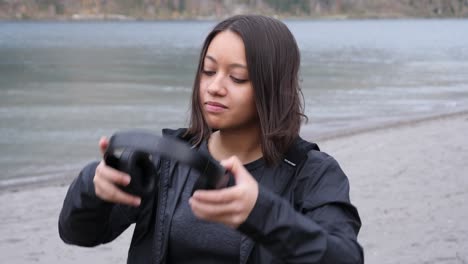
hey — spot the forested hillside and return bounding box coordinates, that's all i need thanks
[1,0,468,20]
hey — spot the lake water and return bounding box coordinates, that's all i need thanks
[1,19,468,186]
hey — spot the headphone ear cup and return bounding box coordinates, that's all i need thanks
[118,149,138,195]
[132,151,156,195]
[191,159,229,195]
[119,149,155,196]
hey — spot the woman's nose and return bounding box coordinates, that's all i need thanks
[207,74,227,96]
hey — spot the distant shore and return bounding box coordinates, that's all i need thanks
[2,0,467,21]
[2,15,468,22]
[1,109,467,263]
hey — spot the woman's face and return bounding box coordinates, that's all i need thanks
[199,30,257,131]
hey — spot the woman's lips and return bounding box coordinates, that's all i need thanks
[205,101,227,113]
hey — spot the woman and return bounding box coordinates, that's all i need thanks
[59,15,363,263]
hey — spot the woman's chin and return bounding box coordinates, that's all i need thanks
[204,117,225,130]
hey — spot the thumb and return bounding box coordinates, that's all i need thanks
[99,136,109,156]
[221,156,250,184]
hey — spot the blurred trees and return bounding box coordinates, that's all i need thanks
[1,0,467,19]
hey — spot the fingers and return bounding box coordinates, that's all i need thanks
[94,177,141,207]
[220,156,249,184]
[220,156,238,174]
[190,155,259,228]
[189,194,247,228]
[94,136,141,207]
[189,198,241,218]
[191,187,239,204]
[96,161,131,186]
[94,161,141,207]
[99,136,109,155]
[189,195,251,228]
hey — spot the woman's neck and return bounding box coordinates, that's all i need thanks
[208,127,263,164]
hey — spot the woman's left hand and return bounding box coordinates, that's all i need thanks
[189,156,259,228]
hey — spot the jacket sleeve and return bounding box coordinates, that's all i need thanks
[58,161,139,247]
[238,155,363,263]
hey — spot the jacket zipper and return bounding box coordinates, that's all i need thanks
[153,158,170,264]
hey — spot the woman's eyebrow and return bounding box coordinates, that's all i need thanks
[205,55,247,69]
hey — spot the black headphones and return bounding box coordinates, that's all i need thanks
[104,130,228,196]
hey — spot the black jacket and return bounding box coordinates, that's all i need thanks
[59,129,363,263]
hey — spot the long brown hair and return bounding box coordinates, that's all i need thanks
[186,15,306,166]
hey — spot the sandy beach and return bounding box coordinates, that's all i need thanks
[1,112,467,264]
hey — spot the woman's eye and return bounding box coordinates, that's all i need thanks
[202,69,215,76]
[231,76,248,84]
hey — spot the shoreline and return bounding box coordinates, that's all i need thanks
[2,108,468,193]
[1,17,468,22]
[311,109,468,142]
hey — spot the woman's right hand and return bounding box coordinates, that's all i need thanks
[93,137,141,207]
